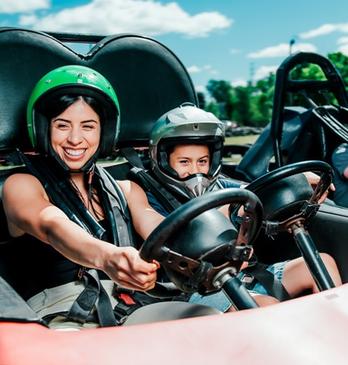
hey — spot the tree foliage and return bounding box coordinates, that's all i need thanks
[204,52,348,127]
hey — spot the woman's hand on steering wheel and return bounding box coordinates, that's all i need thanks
[102,246,159,291]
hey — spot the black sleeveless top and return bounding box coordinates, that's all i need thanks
[14,218,112,300]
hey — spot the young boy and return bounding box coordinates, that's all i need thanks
[145,103,342,311]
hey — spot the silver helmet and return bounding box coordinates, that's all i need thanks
[149,103,225,199]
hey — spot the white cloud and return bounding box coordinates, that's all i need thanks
[0,0,49,13]
[194,85,206,93]
[254,65,277,80]
[339,44,348,55]
[231,79,247,87]
[229,48,241,55]
[338,36,348,45]
[247,42,317,59]
[300,23,348,39]
[187,64,218,75]
[337,36,348,55]
[187,65,201,74]
[18,0,232,38]
[231,67,277,86]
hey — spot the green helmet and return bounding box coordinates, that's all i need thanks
[27,65,120,162]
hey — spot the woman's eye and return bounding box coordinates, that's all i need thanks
[56,123,69,129]
[83,124,95,130]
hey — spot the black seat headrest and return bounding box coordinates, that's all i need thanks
[88,34,198,146]
[0,28,197,153]
[0,28,82,153]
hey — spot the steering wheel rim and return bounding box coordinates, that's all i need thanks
[245,160,332,225]
[140,188,263,297]
[246,160,332,201]
[141,188,262,261]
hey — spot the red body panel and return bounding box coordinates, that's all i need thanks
[1,284,348,365]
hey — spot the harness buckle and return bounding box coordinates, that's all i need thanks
[118,293,136,305]
[77,267,86,280]
[240,273,255,285]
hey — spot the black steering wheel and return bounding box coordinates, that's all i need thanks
[245,160,332,223]
[139,188,263,298]
[245,160,335,291]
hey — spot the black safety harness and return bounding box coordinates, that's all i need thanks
[19,152,160,326]
[120,147,291,302]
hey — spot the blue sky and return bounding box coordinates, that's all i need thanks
[2,0,348,93]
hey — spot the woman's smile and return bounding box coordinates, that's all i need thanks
[63,148,87,159]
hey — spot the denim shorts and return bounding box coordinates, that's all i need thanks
[189,261,288,312]
[189,290,233,312]
[238,261,288,296]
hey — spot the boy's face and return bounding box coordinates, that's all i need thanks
[169,144,210,178]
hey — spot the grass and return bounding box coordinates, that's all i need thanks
[225,134,259,146]
[224,134,259,163]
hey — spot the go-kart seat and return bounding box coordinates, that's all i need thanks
[236,51,348,182]
[86,32,198,178]
[235,106,315,181]
[236,105,348,182]
[87,33,198,148]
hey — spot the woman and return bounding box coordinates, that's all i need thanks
[3,65,164,329]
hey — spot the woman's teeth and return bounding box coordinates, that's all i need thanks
[65,148,85,156]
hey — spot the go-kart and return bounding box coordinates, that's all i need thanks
[232,51,348,284]
[1,27,348,365]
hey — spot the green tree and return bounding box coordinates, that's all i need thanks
[249,92,272,126]
[231,86,251,125]
[205,101,220,117]
[204,51,348,127]
[251,73,275,126]
[197,91,206,109]
[206,80,233,119]
[328,52,348,86]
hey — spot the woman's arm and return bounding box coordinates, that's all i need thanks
[118,180,165,240]
[3,173,157,290]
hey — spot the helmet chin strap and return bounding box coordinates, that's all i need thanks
[47,143,99,174]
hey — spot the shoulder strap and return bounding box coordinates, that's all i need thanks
[96,166,135,247]
[120,147,145,169]
[119,147,182,213]
[130,167,182,213]
[20,153,104,238]
[67,269,117,326]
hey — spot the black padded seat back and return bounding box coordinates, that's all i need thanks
[0,29,197,152]
[236,104,348,182]
[285,108,327,163]
[88,34,197,146]
[0,166,27,244]
[236,107,307,181]
[0,167,27,293]
[0,28,83,153]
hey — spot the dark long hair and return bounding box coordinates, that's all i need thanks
[37,94,106,124]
